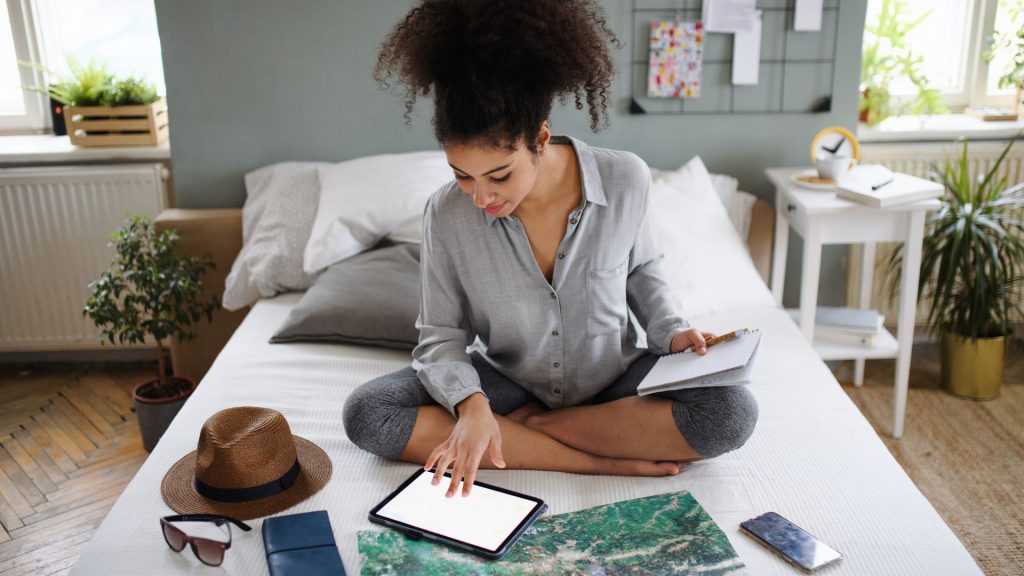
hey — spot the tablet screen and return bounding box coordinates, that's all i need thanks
[374,469,542,553]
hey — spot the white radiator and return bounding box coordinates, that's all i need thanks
[853,141,1024,324]
[861,140,1024,185]
[0,163,168,351]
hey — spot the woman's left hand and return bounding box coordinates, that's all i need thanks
[670,328,716,355]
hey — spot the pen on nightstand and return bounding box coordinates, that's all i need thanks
[871,177,895,191]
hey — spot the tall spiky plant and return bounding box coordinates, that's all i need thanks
[887,137,1024,341]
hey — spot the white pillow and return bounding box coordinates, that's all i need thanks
[303,151,452,274]
[649,156,776,318]
[222,162,329,311]
[708,172,738,202]
[656,167,753,239]
[724,190,759,240]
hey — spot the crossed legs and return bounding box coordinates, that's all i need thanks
[343,353,757,477]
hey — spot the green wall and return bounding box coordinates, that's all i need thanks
[154,0,868,306]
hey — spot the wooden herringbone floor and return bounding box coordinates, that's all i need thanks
[0,364,151,576]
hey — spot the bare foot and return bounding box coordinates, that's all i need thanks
[598,457,681,477]
[505,401,547,425]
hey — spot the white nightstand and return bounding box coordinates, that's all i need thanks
[766,168,940,438]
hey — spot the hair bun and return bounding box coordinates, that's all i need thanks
[376,0,619,151]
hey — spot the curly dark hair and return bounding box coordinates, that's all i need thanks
[374,0,620,153]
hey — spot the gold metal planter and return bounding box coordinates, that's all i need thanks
[941,332,1007,400]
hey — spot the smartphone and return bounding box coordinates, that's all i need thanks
[740,512,843,572]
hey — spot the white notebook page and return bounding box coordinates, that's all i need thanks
[637,329,762,393]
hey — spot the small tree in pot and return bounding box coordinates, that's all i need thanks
[84,215,219,450]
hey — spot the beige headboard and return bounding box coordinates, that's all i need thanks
[155,200,775,382]
[154,209,248,382]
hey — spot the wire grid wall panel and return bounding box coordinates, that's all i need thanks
[631,0,840,115]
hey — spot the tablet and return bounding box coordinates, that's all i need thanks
[368,468,547,560]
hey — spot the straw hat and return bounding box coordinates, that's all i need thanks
[161,407,332,520]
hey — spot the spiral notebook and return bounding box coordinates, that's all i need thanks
[637,329,762,395]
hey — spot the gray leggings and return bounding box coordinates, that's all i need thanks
[343,353,758,461]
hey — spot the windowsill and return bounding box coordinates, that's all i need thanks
[858,114,1024,144]
[0,134,171,166]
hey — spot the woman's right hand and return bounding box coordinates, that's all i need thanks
[424,392,506,498]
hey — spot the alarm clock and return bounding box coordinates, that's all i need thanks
[809,126,859,163]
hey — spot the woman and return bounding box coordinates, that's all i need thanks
[344,0,757,498]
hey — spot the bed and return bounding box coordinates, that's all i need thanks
[71,155,982,575]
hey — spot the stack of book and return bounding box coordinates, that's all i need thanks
[787,306,884,347]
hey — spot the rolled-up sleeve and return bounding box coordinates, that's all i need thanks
[626,174,689,355]
[411,196,486,416]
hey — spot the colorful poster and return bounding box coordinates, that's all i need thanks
[647,21,705,98]
[359,490,747,575]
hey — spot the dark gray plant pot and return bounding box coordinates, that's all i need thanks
[133,377,195,452]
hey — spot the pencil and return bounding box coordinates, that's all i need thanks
[704,329,750,349]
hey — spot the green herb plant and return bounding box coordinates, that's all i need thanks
[84,216,219,397]
[860,0,947,126]
[21,54,160,107]
[886,137,1024,341]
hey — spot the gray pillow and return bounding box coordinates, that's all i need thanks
[223,162,331,310]
[270,243,421,349]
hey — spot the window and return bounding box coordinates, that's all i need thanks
[864,0,1015,112]
[0,0,165,134]
[0,2,26,116]
[982,0,1022,101]
[884,0,974,100]
[0,0,46,132]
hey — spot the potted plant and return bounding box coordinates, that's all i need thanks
[983,0,1024,116]
[84,215,219,450]
[860,0,947,126]
[21,55,167,146]
[886,137,1024,399]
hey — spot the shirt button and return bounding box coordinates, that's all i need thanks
[554,388,561,394]
[569,218,578,225]
[552,330,559,336]
[550,292,556,299]
[553,362,560,368]
[557,253,565,259]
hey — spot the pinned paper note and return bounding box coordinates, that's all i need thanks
[647,21,704,98]
[795,0,823,31]
[702,0,756,33]
[732,9,762,85]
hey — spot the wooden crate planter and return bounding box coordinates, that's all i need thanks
[65,97,169,147]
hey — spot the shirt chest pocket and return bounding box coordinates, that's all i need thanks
[587,262,628,336]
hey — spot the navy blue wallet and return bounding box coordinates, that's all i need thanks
[262,510,346,576]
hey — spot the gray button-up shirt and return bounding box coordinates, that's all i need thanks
[412,135,689,416]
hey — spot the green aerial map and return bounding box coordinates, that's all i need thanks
[358,490,747,575]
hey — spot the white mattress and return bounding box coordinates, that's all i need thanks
[71,294,981,575]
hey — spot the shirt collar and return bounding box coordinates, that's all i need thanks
[485,134,608,226]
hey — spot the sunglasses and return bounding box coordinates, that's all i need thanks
[160,514,252,566]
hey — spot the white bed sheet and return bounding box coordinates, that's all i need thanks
[71,294,981,575]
